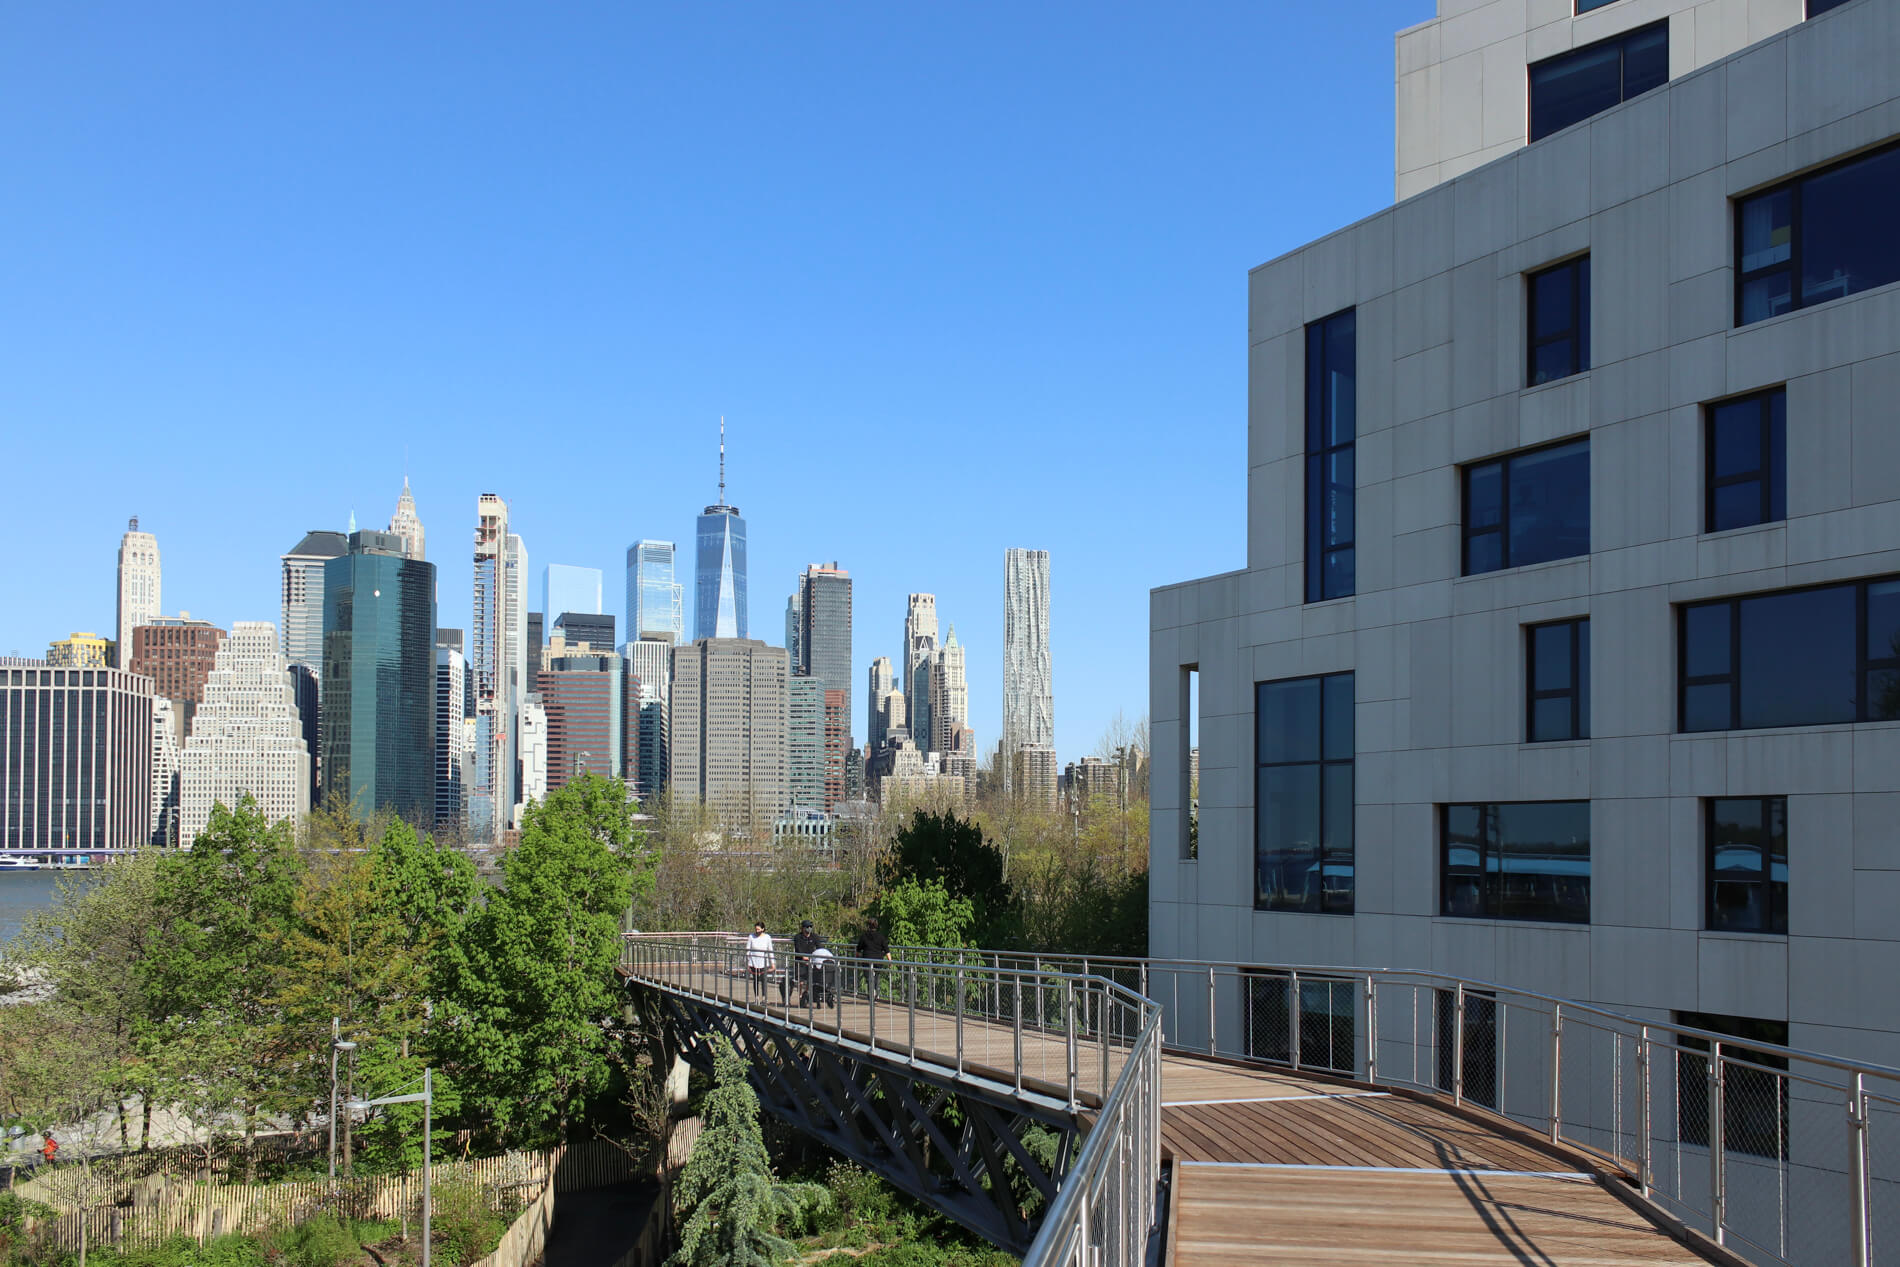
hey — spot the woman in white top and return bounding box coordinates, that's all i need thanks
[744,922,774,999]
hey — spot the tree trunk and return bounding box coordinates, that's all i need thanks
[117,1098,130,1153]
[139,1096,152,1152]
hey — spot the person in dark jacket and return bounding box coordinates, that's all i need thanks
[854,917,890,998]
[792,919,820,1005]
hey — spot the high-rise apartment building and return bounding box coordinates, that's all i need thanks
[695,420,748,641]
[625,634,672,800]
[539,636,622,792]
[471,495,527,841]
[1002,549,1052,795]
[1010,743,1058,812]
[516,697,547,824]
[282,530,350,679]
[1149,0,1900,1191]
[626,540,684,644]
[435,642,471,834]
[668,638,787,837]
[797,563,853,751]
[116,517,160,662]
[789,674,826,811]
[928,626,969,757]
[47,633,111,668]
[867,657,897,751]
[322,531,437,824]
[904,594,938,765]
[128,617,227,742]
[388,478,425,561]
[150,696,181,847]
[822,688,847,810]
[178,622,311,848]
[0,665,153,850]
[543,564,603,622]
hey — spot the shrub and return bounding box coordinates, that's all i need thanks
[282,1214,359,1267]
[823,1161,895,1233]
[431,1181,506,1267]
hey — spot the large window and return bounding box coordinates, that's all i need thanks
[1705,389,1786,532]
[1463,439,1591,575]
[1256,673,1353,914]
[1305,310,1356,603]
[1679,576,1900,731]
[1529,21,1668,142]
[1441,801,1590,924]
[1738,143,1900,325]
[1677,1012,1790,1160]
[1528,256,1591,386]
[1707,797,1788,935]
[1527,618,1590,742]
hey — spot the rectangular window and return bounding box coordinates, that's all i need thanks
[1529,21,1668,142]
[1676,1012,1790,1160]
[1807,0,1852,15]
[1576,0,1622,10]
[1462,439,1591,575]
[1679,575,1900,731]
[1705,388,1787,532]
[1527,256,1591,386]
[1305,309,1356,603]
[1255,672,1353,914]
[1245,971,1356,1075]
[1181,665,1199,861]
[1707,797,1788,935]
[1737,143,1900,325]
[1527,619,1590,742]
[1441,801,1590,924]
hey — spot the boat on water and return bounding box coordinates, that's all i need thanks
[0,856,44,872]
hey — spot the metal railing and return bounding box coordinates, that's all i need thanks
[619,934,1163,1267]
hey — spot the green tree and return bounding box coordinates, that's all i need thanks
[439,774,642,1146]
[870,878,974,950]
[669,1038,823,1267]
[878,811,1017,946]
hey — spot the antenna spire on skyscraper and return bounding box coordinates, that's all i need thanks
[718,415,726,505]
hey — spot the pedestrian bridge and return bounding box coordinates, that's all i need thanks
[620,937,1900,1266]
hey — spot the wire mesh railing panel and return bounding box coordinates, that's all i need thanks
[1867,1092,1900,1266]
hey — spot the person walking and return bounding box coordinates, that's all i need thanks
[744,922,773,1000]
[854,916,890,998]
[792,919,820,1005]
[39,1133,57,1169]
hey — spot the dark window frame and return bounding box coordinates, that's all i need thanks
[1305,309,1357,603]
[1440,801,1592,925]
[1461,436,1593,575]
[1527,618,1590,742]
[1703,387,1787,533]
[1677,574,1900,731]
[1735,140,1900,326]
[1255,671,1355,915]
[1527,255,1591,386]
[1528,20,1670,143]
[1575,0,1623,11]
[1705,796,1789,935]
[1676,1012,1790,1160]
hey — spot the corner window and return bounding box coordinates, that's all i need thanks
[1679,576,1900,731]
[1305,310,1356,603]
[1707,797,1788,935]
[1807,0,1852,15]
[1676,1013,1789,1160]
[1738,143,1900,325]
[1527,256,1591,386]
[1527,619,1590,742]
[1462,439,1591,575]
[1529,21,1668,142]
[1705,389,1786,532]
[1441,801,1590,924]
[1256,672,1353,914]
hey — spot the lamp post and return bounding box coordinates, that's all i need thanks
[345,1068,433,1266]
[328,1025,357,1182]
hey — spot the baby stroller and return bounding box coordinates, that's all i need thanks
[804,946,839,1007]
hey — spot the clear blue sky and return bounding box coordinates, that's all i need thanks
[0,2,1428,765]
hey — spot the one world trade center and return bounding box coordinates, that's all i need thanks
[695,417,747,641]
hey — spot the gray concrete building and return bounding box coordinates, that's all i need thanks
[1153,0,1900,1085]
[669,637,789,838]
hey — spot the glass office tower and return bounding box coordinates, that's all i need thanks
[626,540,684,643]
[695,505,747,641]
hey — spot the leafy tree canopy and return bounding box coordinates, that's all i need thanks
[877,810,1017,947]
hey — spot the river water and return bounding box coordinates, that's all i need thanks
[0,870,69,946]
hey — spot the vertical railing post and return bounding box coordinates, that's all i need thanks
[1066,978,1080,1110]
[1364,976,1378,1084]
[1850,1070,1871,1267]
[1636,1026,1652,1198]
[908,963,918,1065]
[1100,986,1112,1101]
[1013,972,1025,1096]
[1709,1041,1726,1245]
[1452,983,1466,1107]
[1206,966,1216,1056]
[955,967,965,1076]
[1290,971,1303,1072]
[868,961,878,1051]
[1548,1004,1564,1143]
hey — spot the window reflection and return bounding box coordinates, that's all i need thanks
[1464,440,1591,575]
[1707,796,1788,935]
[1257,672,1354,914]
[1440,801,1591,924]
[1738,143,1900,325]
[1306,310,1356,602]
[1529,22,1668,142]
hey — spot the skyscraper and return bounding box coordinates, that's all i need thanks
[471,495,526,841]
[788,674,825,811]
[388,478,425,561]
[128,617,227,742]
[543,564,603,621]
[797,563,853,750]
[47,633,111,668]
[116,517,160,663]
[867,657,896,751]
[626,541,684,643]
[178,622,312,847]
[0,665,153,851]
[322,530,437,824]
[282,530,350,677]
[435,641,471,834]
[539,635,622,791]
[552,612,615,649]
[668,637,787,837]
[784,591,801,668]
[625,634,672,800]
[694,419,748,640]
[929,625,969,756]
[150,696,181,848]
[516,697,547,824]
[904,594,938,761]
[1002,548,1053,796]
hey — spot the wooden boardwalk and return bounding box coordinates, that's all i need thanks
[623,960,1721,1265]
